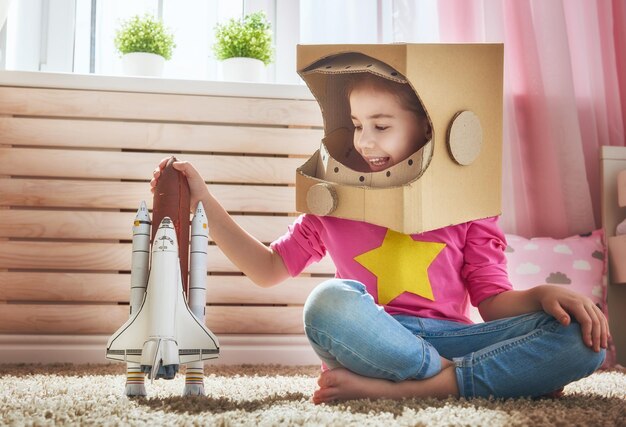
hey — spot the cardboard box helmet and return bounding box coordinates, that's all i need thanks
[296,44,504,234]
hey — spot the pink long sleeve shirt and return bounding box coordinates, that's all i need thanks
[271,215,513,323]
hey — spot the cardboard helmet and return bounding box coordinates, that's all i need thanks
[296,44,504,234]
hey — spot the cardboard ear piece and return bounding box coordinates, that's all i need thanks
[306,183,338,216]
[295,44,503,234]
[447,111,483,166]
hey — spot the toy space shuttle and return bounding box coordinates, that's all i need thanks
[106,157,219,397]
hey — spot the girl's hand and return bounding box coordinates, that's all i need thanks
[150,157,210,212]
[536,285,609,352]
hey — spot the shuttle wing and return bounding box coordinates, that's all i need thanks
[106,293,150,363]
[174,284,220,364]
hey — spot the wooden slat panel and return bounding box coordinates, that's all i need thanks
[0,272,323,304]
[206,276,320,305]
[0,148,302,184]
[0,304,305,334]
[0,272,129,303]
[207,306,304,334]
[0,210,141,240]
[0,84,327,338]
[0,210,295,243]
[0,117,321,156]
[0,241,128,271]
[0,242,337,274]
[0,179,295,212]
[0,87,323,127]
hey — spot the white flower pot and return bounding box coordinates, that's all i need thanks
[122,52,165,77]
[221,57,266,83]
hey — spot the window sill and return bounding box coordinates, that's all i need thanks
[0,70,313,100]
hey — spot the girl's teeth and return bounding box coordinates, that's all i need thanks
[369,157,389,166]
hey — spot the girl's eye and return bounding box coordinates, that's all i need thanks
[353,124,362,131]
[376,125,389,131]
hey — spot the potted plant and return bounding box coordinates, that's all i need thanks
[213,11,273,82]
[114,14,176,77]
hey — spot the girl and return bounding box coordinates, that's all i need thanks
[151,72,607,404]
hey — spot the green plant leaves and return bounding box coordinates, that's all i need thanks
[114,14,176,60]
[213,11,274,65]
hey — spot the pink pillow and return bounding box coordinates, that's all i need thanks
[469,229,616,368]
[505,230,606,305]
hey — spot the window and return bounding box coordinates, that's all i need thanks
[0,0,440,84]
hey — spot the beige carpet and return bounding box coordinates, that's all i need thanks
[1,364,624,426]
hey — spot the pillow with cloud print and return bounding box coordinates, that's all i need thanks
[505,230,606,306]
[469,229,616,367]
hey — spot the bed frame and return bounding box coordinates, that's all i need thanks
[601,146,626,365]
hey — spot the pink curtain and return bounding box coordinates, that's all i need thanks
[432,0,626,238]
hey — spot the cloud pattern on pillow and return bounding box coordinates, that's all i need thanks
[504,230,605,308]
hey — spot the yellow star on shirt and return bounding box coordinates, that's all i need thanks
[354,229,446,305]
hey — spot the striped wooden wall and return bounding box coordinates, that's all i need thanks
[0,84,332,335]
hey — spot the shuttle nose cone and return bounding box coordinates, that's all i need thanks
[133,200,151,231]
[192,202,207,226]
[138,200,149,217]
[153,217,178,252]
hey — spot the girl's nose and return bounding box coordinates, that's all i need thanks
[356,130,375,150]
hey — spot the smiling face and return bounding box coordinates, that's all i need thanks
[348,78,431,173]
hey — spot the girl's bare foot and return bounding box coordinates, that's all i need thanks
[312,368,395,404]
[312,364,459,404]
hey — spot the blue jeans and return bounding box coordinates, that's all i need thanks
[303,279,605,398]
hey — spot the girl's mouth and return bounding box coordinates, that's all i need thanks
[367,157,390,168]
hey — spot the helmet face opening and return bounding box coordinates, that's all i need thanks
[301,52,434,188]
